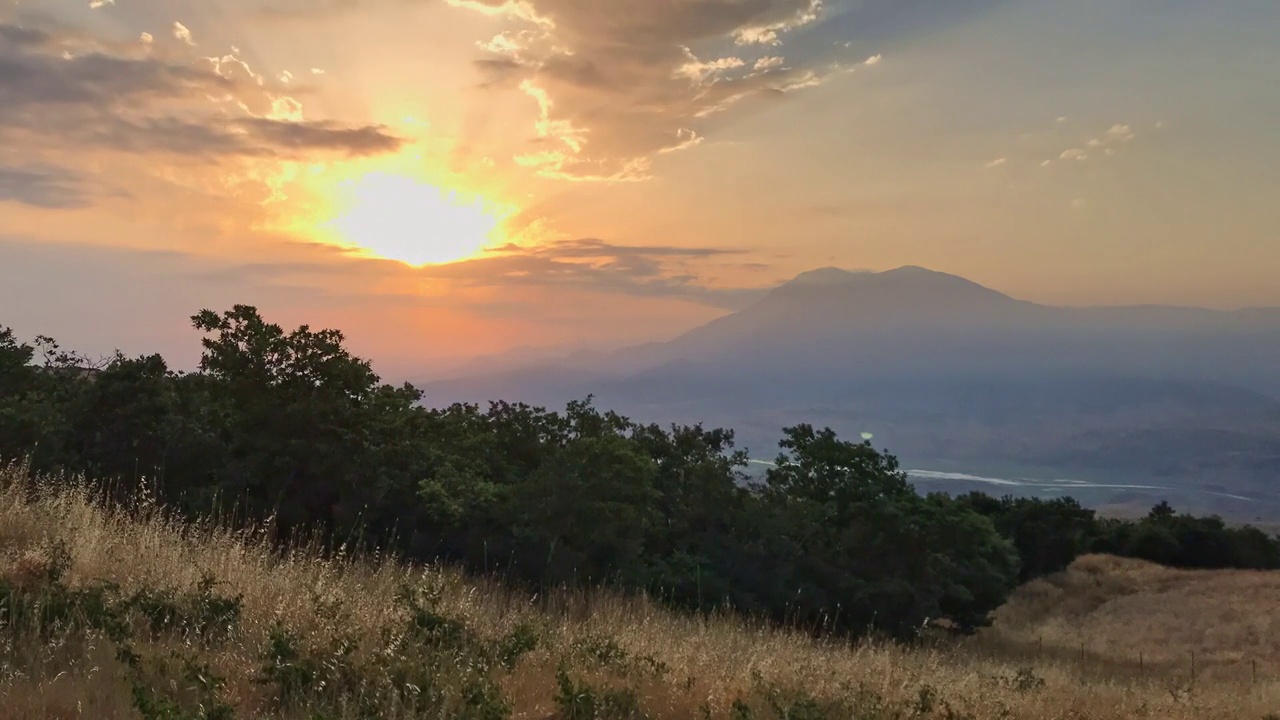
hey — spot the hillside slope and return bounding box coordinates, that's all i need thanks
[982,554,1280,681]
[2,466,1279,719]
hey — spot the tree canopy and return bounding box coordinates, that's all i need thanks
[3,306,1276,642]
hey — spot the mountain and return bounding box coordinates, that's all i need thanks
[423,267,1280,517]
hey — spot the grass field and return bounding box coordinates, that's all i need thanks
[3,463,1280,719]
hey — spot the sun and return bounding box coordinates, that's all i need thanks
[325,172,508,266]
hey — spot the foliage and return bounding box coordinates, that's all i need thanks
[0,548,241,719]
[756,426,1019,638]
[4,468,1279,720]
[554,669,646,720]
[3,306,1275,647]
[958,494,1280,581]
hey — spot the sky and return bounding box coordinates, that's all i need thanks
[2,0,1278,378]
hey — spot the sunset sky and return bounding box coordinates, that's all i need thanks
[2,0,1278,377]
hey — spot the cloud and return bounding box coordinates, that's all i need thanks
[864,53,882,65]
[1054,123,1136,164]
[1106,123,1135,141]
[89,0,115,8]
[0,164,91,208]
[984,157,1007,169]
[452,0,850,181]
[0,43,231,112]
[415,238,766,310]
[733,0,823,46]
[51,116,403,159]
[677,52,747,82]
[0,22,402,159]
[234,118,403,156]
[658,128,704,155]
[172,21,195,46]
[0,22,52,47]
[506,238,740,260]
[166,235,768,316]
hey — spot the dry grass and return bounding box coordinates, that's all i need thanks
[3,464,1280,719]
[977,553,1280,683]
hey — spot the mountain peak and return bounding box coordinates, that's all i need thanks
[786,265,967,287]
[761,264,1019,323]
[880,265,941,277]
[874,265,1003,293]
[781,265,1004,297]
[785,267,869,287]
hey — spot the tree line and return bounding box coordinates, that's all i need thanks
[2,306,1277,640]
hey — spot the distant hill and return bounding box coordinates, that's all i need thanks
[423,266,1280,516]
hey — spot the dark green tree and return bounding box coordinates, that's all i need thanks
[761,425,1019,638]
[189,305,426,539]
[957,494,1099,581]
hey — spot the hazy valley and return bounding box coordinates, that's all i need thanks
[425,266,1280,519]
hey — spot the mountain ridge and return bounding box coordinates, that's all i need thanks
[419,264,1280,514]
[424,266,1280,383]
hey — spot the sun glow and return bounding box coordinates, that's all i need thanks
[325,172,510,266]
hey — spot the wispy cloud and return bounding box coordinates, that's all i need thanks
[414,239,766,310]
[1045,122,1138,166]
[452,0,851,181]
[733,0,823,46]
[0,164,92,208]
[0,21,402,159]
[182,237,768,312]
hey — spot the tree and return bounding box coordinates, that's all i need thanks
[957,494,1100,581]
[0,327,37,395]
[761,425,1019,638]
[188,305,426,539]
[504,400,660,586]
[0,327,43,455]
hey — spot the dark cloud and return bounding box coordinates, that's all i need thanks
[235,118,403,156]
[0,21,401,159]
[500,238,741,259]
[0,46,231,111]
[0,22,51,46]
[454,0,854,180]
[459,0,822,44]
[0,164,91,208]
[419,238,766,310]
[183,237,765,310]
